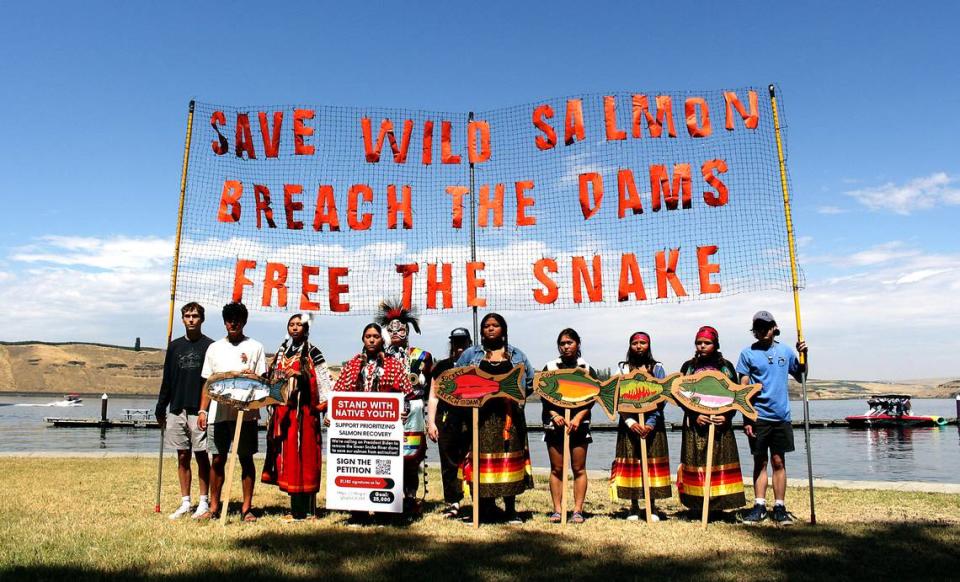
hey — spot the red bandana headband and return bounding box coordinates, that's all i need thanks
[695,326,719,343]
[630,332,651,343]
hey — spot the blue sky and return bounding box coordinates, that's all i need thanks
[1,1,958,380]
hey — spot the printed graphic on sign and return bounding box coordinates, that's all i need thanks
[325,392,404,513]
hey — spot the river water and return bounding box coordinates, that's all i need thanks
[1,395,958,484]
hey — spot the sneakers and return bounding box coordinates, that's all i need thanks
[740,503,768,524]
[168,502,192,520]
[771,504,795,526]
[191,503,210,519]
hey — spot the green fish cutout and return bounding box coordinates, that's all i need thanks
[670,370,762,420]
[616,370,680,414]
[533,368,618,421]
[435,365,527,408]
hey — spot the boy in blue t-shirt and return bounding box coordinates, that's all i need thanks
[736,310,808,525]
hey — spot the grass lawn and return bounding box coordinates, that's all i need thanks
[1,457,958,581]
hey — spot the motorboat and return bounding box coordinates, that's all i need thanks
[845,394,946,428]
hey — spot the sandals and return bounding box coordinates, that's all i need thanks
[571,511,585,524]
[548,512,562,523]
[242,510,258,523]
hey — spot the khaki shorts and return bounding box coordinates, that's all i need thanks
[164,410,207,452]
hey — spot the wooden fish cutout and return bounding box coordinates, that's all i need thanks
[670,370,762,420]
[615,370,680,414]
[205,372,287,411]
[435,365,527,408]
[533,368,618,421]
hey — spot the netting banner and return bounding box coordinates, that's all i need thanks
[176,87,801,315]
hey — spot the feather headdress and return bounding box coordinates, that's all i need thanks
[375,298,421,334]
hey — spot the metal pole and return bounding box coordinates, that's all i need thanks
[769,84,816,525]
[157,99,196,514]
[468,112,479,340]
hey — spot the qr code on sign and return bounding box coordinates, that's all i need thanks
[375,459,391,476]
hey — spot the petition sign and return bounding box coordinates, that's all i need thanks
[325,392,404,513]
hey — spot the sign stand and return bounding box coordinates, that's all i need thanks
[638,412,653,524]
[219,410,245,526]
[472,407,480,529]
[560,409,571,526]
[701,421,716,530]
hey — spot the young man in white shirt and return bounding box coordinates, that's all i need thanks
[196,302,266,521]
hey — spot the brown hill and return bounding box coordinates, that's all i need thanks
[0,342,344,396]
[0,342,165,395]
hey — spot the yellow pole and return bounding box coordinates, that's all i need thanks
[769,84,816,525]
[165,100,196,344]
[156,100,196,515]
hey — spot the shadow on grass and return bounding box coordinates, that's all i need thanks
[738,521,960,580]
[4,521,959,581]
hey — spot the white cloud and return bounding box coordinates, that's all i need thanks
[846,172,960,215]
[816,206,847,215]
[11,235,171,271]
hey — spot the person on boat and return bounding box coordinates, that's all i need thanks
[542,328,596,524]
[196,302,267,522]
[610,331,671,521]
[261,314,333,521]
[154,302,213,520]
[455,313,535,524]
[426,327,473,519]
[676,326,747,520]
[377,300,433,515]
[737,310,808,526]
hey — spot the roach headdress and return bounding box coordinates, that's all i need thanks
[375,298,421,334]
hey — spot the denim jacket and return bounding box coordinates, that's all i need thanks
[455,344,535,395]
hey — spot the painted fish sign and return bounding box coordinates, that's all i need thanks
[533,368,618,420]
[670,370,762,420]
[205,372,287,410]
[615,371,680,414]
[434,365,527,408]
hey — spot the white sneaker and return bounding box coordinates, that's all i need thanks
[626,513,640,521]
[168,503,192,520]
[191,503,210,519]
[647,512,661,522]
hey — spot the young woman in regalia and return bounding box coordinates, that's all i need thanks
[541,328,595,524]
[333,323,411,396]
[610,331,672,521]
[676,326,747,518]
[455,313,535,524]
[261,314,334,520]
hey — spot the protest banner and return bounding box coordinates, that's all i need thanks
[325,392,405,513]
[170,87,802,316]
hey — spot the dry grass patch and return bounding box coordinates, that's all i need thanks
[1,458,958,581]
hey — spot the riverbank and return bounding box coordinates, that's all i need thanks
[1,458,958,581]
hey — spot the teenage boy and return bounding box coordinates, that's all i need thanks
[155,302,214,519]
[196,302,266,521]
[737,310,808,525]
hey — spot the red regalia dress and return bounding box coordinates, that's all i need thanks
[261,343,330,494]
